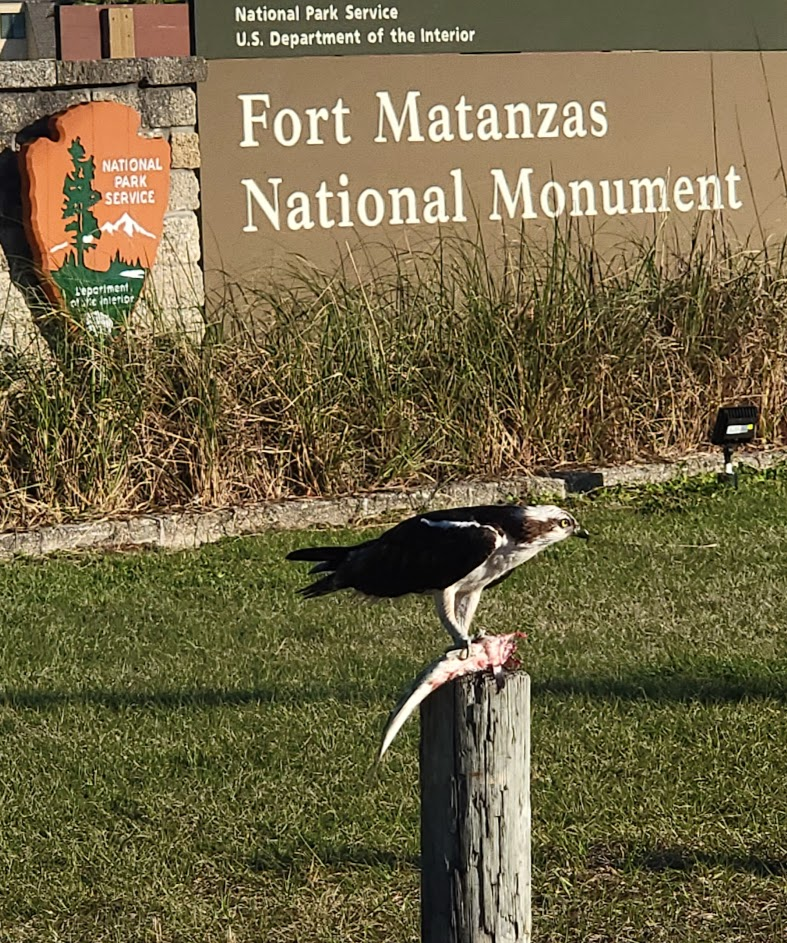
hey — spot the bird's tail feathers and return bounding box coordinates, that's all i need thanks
[297,574,342,598]
[286,545,348,565]
[286,545,352,574]
[288,545,352,597]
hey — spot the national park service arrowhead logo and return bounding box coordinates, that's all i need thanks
[20,101,170,334]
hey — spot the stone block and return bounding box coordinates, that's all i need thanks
[158,212,201,265]
[136,260,205,340]
[58,60,140,88]
[56,57,207,89]
[0,89,91,134]
[142,57,208,86]
[142,86,196,128]
[141,128,171,142]
[0,96,18,134]
[0,272,46,357]
[91,86,143,112]
[131,211,205,338]
[161,261,204,306]
[169,130,200,169]
[150,258,205,308]
[167,169,200,212]
[0,60,57,90]
[133,292,205,341]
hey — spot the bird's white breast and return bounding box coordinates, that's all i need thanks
[453,533,541,592]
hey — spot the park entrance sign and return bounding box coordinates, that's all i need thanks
[194,1,787,304]
[21,102,170,334]
[194,0,787,58]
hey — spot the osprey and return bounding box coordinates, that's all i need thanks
[286,504,589,648]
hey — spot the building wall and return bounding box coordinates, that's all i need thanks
[0,56,206,354]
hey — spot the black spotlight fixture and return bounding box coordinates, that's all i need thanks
[711,404,759,484]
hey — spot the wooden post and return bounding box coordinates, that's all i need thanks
[420,672,531,943]
[101,7,136,59]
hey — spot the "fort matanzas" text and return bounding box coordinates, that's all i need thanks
[236,90,744,232]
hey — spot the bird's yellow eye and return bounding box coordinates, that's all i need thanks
[559,517,571,528]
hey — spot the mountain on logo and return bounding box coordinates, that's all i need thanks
[97,211,159,269]
[49,214,156,254]
[101,212,155,239]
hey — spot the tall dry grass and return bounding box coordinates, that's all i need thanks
[1,231,786,530]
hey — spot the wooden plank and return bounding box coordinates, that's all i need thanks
[420,672,531,943]
[102,7,135,60]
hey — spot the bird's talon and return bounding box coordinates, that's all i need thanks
[446,640,473,659]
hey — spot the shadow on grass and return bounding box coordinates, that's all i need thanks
[0,679,400,712]
[589,843,787,877]
[2,666,786,713]
[253,839,787,879]
[532,671,787,704]
[250,844,419,873]
[636,847,787,877]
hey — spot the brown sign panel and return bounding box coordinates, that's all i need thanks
[21,101,170,333]
[198,51,787,299]
[195,0,787,59]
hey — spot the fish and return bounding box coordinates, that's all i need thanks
[378,632,525,761]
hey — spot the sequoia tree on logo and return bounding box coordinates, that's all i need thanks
[62,137,102,269]
[20,101,170,335]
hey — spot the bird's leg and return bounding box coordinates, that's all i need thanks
[433,589,472,655]
[455,591,484,641]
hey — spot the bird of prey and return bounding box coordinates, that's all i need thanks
[286,503,589,649]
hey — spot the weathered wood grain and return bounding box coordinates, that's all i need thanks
[103,8,136,59]
[420,672,531,943]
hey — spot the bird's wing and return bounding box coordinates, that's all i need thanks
[343,517,501,597]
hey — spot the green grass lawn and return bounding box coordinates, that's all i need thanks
[2,470,787,942]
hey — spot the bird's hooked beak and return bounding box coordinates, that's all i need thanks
[574,525,590,541]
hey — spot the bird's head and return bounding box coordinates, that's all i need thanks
[523,505,589,548]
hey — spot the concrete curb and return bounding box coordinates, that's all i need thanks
[1,448,785,562]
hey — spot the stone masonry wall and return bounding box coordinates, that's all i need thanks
[0,57,206,351]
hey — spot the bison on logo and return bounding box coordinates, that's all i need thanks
[20,101,170,334]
